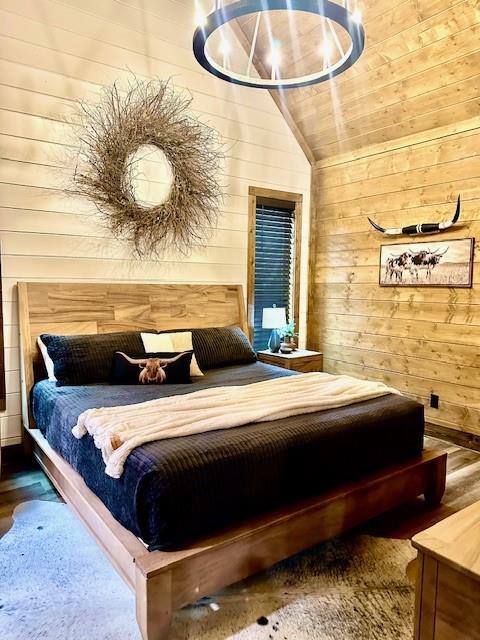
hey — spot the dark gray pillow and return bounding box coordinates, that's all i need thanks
[191,326,256,370]
[41,331,146,386]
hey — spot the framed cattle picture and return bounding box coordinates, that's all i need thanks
[379,238,474,288]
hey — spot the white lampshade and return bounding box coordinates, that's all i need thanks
[262,306,287,329]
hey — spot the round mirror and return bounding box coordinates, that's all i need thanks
[128,144,174,208]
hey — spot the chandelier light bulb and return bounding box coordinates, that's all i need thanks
[352,9,362,23]
[194,9,207,27]
[267,45,281,68]
[219,38,231,56]
[321,38,332,57]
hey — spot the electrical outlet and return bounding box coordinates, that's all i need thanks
[430,393,439,409]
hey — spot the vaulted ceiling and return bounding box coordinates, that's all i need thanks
[229,0,480,164]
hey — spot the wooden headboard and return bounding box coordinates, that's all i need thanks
[18,282,247,426]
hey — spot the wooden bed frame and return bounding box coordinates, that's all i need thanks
[18,282,447,640]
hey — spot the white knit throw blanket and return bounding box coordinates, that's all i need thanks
[72,372,400,478]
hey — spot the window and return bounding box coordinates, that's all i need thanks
[247,187,302,351]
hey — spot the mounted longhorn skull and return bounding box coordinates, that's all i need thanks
[118,351,188,384]
[368,195,461,235]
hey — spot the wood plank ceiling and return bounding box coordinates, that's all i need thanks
[230,0,480,163]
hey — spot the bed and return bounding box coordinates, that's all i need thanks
[18,282,447,640]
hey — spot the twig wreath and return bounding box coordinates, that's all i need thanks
[72,78,224,257]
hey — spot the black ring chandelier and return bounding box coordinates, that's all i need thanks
[193,0,365,90]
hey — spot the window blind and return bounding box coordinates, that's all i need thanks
[253,203,295,351]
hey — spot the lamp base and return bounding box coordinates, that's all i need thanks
[268,329,281,353]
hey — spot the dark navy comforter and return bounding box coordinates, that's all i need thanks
[32,362,424,549]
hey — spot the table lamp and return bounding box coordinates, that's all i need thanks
[262,305,287,353]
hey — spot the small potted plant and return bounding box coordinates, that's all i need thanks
[278,321,297,353]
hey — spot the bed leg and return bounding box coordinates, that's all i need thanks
[424,452,447,507]
[135,567,172,640]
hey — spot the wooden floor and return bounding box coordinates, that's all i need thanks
[1,437,480,541]
[0,446,62,537]
[361,436,480,539]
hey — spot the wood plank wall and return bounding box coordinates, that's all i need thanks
[0,0,312,446]
[309,0,480,441]
[310,127,480,434]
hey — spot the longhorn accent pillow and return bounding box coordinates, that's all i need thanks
[110,351,193,385]
[141,332,204,377]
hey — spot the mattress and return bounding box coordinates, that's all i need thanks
[32,362,424,550]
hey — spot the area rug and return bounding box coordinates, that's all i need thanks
[0,501,416,640]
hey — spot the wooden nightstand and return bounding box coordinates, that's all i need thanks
[257,349,323,373]
[412,500,480,640]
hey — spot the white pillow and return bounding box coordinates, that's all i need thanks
[141,331,204,377]
[37,336,57,382]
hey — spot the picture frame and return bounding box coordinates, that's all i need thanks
[379,238,474,288]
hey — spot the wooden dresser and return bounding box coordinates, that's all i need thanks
[257,349,323,373]
[412,500,480,640]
